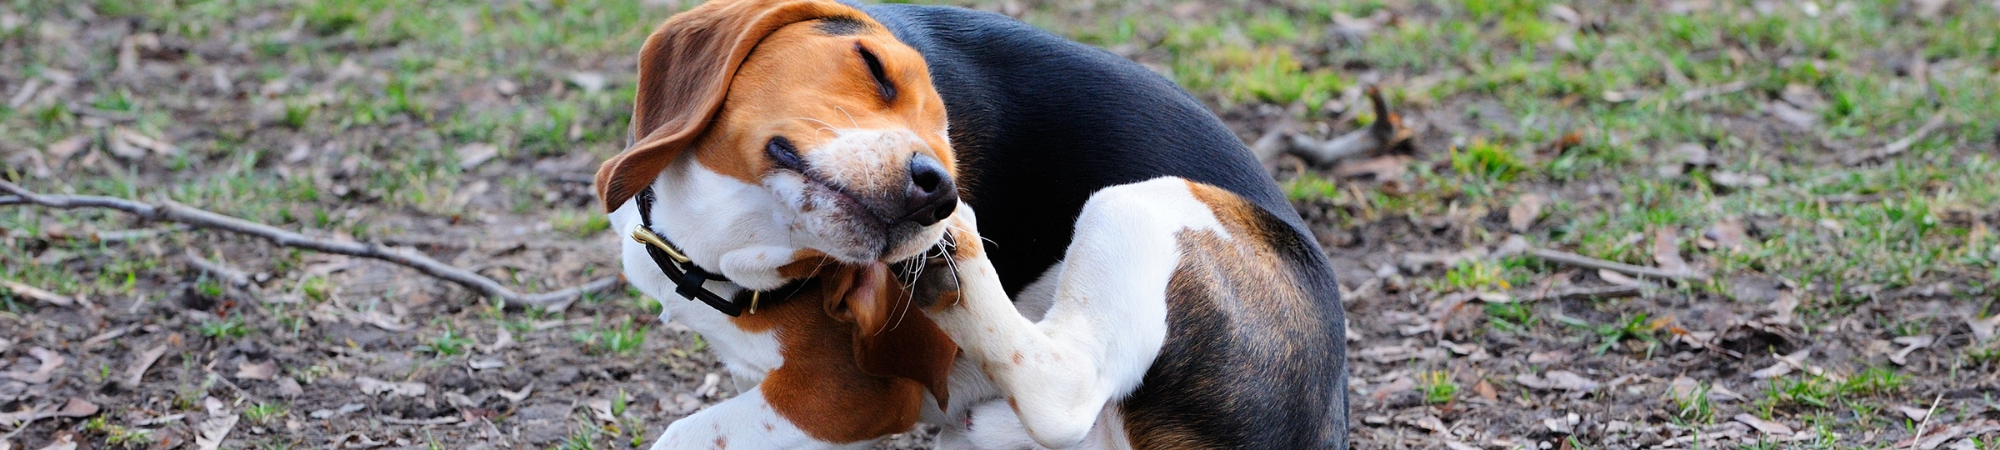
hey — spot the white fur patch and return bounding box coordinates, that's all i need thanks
[930,177,1228,448]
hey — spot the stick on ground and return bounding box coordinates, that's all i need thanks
[0,180,617,309]
[1527,248,1710,282]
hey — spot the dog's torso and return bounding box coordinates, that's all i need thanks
[856,4,1350,448]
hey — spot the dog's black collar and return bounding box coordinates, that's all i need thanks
[632,186,803,316]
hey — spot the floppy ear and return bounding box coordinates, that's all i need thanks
[824,264,959,407]
[595,0,865,212]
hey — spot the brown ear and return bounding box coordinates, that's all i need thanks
[824,263,959,407]
[595,0,866,212]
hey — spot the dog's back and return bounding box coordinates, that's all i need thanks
[855,3,1349,448]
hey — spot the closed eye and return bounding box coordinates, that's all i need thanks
[856,43,897,103]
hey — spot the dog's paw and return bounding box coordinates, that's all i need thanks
[941,202,985,259]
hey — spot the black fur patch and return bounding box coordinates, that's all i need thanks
[816,16,867,35]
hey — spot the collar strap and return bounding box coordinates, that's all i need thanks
[633,186,801,316]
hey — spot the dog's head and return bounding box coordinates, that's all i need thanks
[596,0,956,268]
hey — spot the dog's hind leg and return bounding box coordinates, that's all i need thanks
[930,177,1225,449]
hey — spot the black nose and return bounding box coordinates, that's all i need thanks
[900,153,958,225]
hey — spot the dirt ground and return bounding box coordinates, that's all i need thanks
[4,0,2000,449]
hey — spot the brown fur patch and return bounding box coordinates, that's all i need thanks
[726,264,957,443]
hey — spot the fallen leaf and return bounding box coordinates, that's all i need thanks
[1764,101,1818,129]
[124,344,170,387]
[309,403,366,419]
[468,358,505,370]
[1734,414,1794,435]
[5,347,65,384]
[1652,228,1690,274]
[696,373,723,399]
[498,384,534,403]
[1752,349,1811,378]
[1699,217,1747,252]
[567,72,607,94]
[45,135,90,160]
[52,398,97,418]
[587,399,618,423]
[1473,380,1498,401]
[1712,171,1770,189]
[235,360,278,381]
[1898,405,1932,422]
[31,434,74,450]
[481,328,514,354]
[1968,314,2000,343]
[1527,350,1571,364]
[194,413,239,450]
[1331,155,1410,180]
[112,128,178,158]
[1509,194,1547,232]
[354,376,426,397]
[276,377,305,397]
[456,143,500,170]
[1516,371,1599,397]
[1598,269,1645,287]
[1370,377,1414,401]
[1890,336,1935,366]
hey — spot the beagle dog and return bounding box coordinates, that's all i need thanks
[597,1,1350,449]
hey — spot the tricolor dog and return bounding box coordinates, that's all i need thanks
[597,1,1350,448]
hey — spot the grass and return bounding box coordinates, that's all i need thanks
[1669,380,1717,425]
[1417,370,1458,404]
[422,326,476,357]
[198,316,251,339]
[244,402,289,424]
[575,320,646,356]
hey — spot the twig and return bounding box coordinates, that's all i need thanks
[1907,392,1943,448]
[0,280,77,307]
[1526,284,1644,302]
[1842,112,1949,166]
[0,180,616,308]
[1527,248,1709,282]
[185,250,253,288]
[1287,86,1414,165]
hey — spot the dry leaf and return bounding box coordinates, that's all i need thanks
[499,384,534,403]
[567,72,607,94]
[31,434,73,450]
[277,377,305,397]
[125,345,170,387]
[1890,336,1935,366]
[194,413,238,450]
[456,143,500,170]
[1509,194,1547,232]
[235,360,278,381]
[1516,371,1599,397]
[482,328,514,354]
[1699,217,1747,252]
[1968,314,2000,343]
[1712,171,1770,189]
[1651,228,1690,274]
[1898,405,1932,422]
[113,128,179,156]
[1331,155,1410,180]
[587,399,619,423]
[1752,349,1811,378]
[1598,269,1645,287]
[1473,380,1498,401]
[354,376,426,397]
[45,135,89,160]
[5,347,65,384]
[53,398,97,418]
[1733,414,1794,435]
